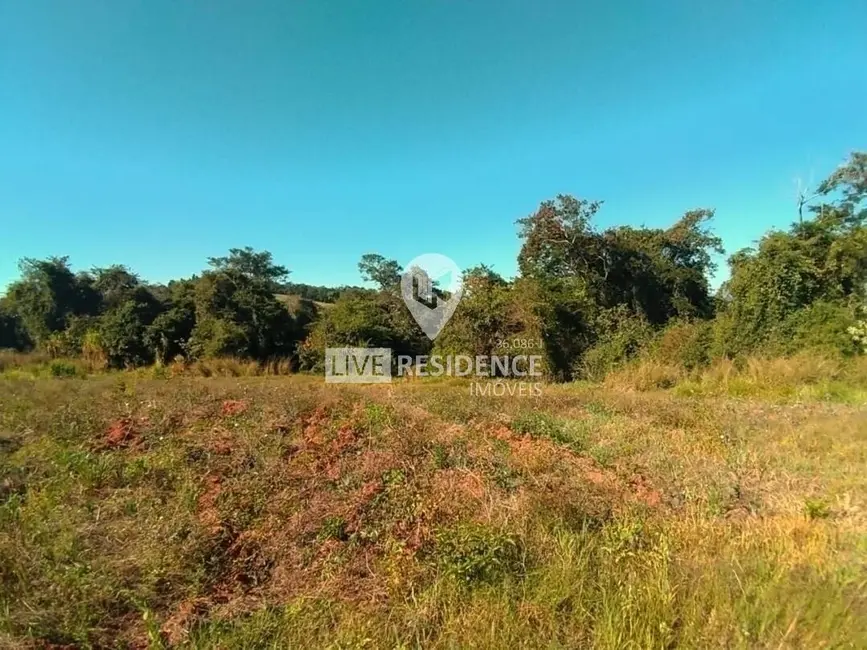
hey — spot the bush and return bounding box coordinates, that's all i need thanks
[651,320,712,369]
[297,323,327,372]
[299,289,430,368]
[318,516,349,542]
[99,300,158,368]
[578,308,654,380]
[709,311,742,360]
[188,317,250,359]
[48,359,83,378]
[770,302,860,357]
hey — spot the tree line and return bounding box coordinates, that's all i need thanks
[2,152,865,377]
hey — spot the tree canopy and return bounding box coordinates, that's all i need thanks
[2,151,865,376]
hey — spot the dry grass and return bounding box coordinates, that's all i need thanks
[604,353,867,404]
[0,352,296,379]
[604,360,685,391]
[0,350,52,370]
[0,374,865,647]
[164,357,294,377]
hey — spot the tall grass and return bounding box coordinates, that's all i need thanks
[604,352,867,402]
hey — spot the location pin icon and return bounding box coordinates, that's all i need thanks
[400,253,463,340]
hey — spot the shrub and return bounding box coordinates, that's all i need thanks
[48,359,83,378]
[709,311,742,360]
[651,320,712,369]
[297,324,327,372]
[769,302,860,357]
[99,300,158,368]
[578,308,655,380]
[188,317,250,359]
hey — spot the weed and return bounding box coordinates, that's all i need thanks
[588,444,616,468]
[804,498,832,520]
[433,523,524,585]
[488,460,521,492]
[48,360,83,378]
[319,516,349,541]
[431,439,469,469]
[511,411,586,452]
[362,402,394,432]
[381,468,406,487]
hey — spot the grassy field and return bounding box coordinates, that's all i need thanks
[1,371,866,648]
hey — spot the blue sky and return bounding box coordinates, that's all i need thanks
[1,0,865,291]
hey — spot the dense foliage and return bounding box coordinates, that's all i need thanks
[2,152,865,375]
[0,249,309,369]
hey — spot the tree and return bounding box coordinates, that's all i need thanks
[279,282,347,303]
[144,279,197,364]
[516,196,723,377]
[91,265,141,311]
[188,270,298,360]
[817,151,867,220]
[99,294,162,368]
[207,247,289,290]
[517,195,604,280]
[518,197,722,324]
[1,150,863,374]
[0,300,31,351]
[3,257,100,346]
[598,210,722,323]
[298,288,430,371]
[358,254,402,291]
[717,152,867,356]
[435,266,527,360]
[850,305,867,354]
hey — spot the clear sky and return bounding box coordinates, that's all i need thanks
[1,1,866,291]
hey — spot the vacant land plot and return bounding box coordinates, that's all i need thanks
[0,375,865,648]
